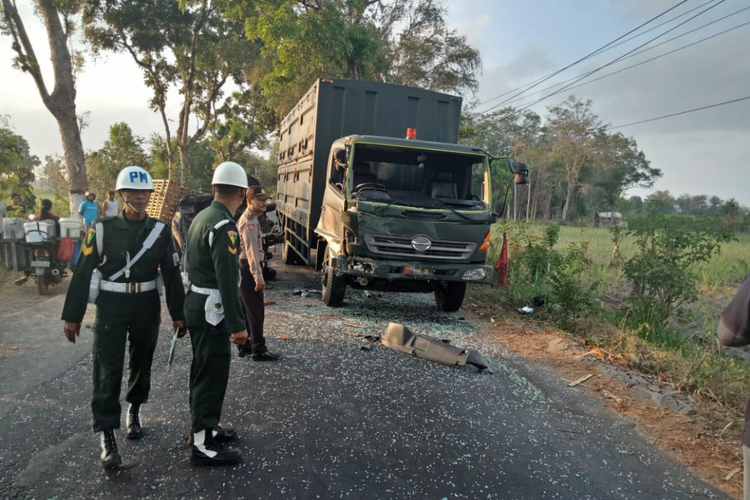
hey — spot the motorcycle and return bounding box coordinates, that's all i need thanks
[15,218,70,295]
[172,193,281,281]
[25,238,67,295]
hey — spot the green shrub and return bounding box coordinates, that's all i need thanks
[616,213,734,327]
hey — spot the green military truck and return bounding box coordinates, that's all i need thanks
[276,78,505,311]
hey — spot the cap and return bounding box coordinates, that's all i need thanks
[247,185,269,200]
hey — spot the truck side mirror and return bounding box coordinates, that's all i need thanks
[513,162,529,185]
[266,201,277,213]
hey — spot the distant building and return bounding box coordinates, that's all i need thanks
[595,211,628,228]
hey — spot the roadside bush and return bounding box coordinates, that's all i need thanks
[615,214,734,331]
[495,222,599,329]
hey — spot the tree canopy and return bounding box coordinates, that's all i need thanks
[0,123,38,210]
[226,0,481,114]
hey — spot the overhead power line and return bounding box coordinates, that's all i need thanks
[478,0,689,110]
[517,0,727,111]
[504,18,750,110]
[478,0,716,108]
[608,95,750,130]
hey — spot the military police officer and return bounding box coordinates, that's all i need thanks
[184,161,248,466]
[61,166,186,468]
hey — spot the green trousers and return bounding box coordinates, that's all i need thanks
[185,291,231,432]
[91,290,161,432]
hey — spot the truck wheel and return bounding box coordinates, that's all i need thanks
[36,268,48,296]
[282,241,298,265]
[322,262,346,307]
[434,282,466,312]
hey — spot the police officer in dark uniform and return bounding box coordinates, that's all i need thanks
[61,166,186,468]
[183,161,248,466]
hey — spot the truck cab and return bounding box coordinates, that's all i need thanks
[315,135,497,311]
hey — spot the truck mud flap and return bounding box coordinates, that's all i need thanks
[382,323,491,372]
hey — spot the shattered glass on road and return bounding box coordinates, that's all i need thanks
[0,263,728,499]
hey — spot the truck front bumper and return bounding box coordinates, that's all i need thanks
[333,255,497,285]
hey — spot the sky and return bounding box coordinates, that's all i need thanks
[1,0,749,204]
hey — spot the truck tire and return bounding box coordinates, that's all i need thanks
[434,282,466,312]
[282,241,298,265]
[322,262,346,307]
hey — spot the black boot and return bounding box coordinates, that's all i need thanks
[190,428,242,466]
[100,428,122,468]
[126,404,143,440]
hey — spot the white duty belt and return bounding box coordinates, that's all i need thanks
[100,279,157,293]
[189,284,218,295]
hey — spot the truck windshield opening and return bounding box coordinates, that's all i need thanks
[350,144,488,209]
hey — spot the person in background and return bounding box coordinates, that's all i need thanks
[236,184,281,361]
[716,273,750,500]
[6,193,26,218]
[79,190,99,229]
[37,199,60,235]
[102,190,119,217]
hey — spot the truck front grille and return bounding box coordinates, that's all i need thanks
[364,235,476,261]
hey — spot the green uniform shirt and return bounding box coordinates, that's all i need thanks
[61,213,185,323]
[185,201,244,333]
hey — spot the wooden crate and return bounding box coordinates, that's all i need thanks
[147,180,195,222]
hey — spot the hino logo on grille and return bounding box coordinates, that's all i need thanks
[411,236,432,252]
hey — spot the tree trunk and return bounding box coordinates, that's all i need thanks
[561,179,575,221]
[347,58,359,79]
[178,146,190,186]
[3,0,89,216]
[56,109,87,214]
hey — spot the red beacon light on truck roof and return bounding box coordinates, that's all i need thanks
[406,128,417,140]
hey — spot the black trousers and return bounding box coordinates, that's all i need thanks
[239,264,266,354]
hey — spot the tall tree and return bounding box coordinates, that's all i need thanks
[371,0,481,92]
[0,124,39,210]
[86,122,149,195]
[544,96,603,221]
[644,190,676,214]
[39,153,69,199]
[1,0,88,214]
[230,0,481,115]
[84,0,268,184]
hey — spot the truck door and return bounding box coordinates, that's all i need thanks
[317,148,347,263]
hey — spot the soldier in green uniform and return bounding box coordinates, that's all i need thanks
[61,166,186,468]
[184,161,248,466]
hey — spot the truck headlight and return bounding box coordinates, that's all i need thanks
[462,269,487,280]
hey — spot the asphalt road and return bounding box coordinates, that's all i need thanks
[0,262,729,500]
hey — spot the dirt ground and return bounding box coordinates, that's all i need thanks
[471,306,745,500]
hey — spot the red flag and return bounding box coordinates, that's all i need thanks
[495,232,508,286]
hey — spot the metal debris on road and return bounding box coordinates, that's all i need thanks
[382,322,491,372]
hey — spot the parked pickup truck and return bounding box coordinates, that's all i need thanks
[276,78,519,311]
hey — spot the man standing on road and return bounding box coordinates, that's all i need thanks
[61,166,186,468]
[184,161,248,466]
[717,273,750,500]
[79,190,99,229]
[237,184,281,361]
